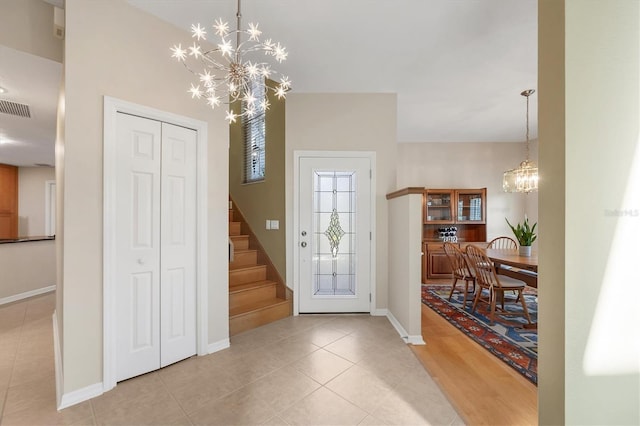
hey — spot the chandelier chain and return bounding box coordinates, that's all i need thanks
[236,0,241,62]
[525,90,530,161]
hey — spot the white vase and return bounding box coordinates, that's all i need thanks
[519,245,532,257]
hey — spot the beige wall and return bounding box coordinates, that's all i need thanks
[18,167,55,236]
[563,0,639,424]
[229,87,286,279]
[55,74,66,365]
[0,0,63,62]
[0,240,56,300]
[0,240,55,301]
[396,141,538,241]
[285,93,397,310]
[387,193,423,338]
[63,0,229,394]
[538,0,565,423]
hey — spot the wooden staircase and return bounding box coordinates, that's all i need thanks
[229,202,292,335]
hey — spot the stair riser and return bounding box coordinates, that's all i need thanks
[230,236,249,250]
[229,251,258,269]
[228,209,234,221]
[229,222,241,236]
[229,266,267,286]
[229,285,277,310]
[229,301,292,336]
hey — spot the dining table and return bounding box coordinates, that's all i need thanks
[484,248,538,288]
[484,247,538,329]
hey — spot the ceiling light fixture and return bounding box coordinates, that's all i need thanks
[0,86,7,94]
[171,0,291,123]
[503,89,538,193]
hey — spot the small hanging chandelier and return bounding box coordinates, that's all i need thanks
[170,0,291,123]
[503,89,538,193]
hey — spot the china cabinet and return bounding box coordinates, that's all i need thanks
[422,188,487,281]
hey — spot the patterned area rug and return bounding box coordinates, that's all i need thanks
[421,284,538,384]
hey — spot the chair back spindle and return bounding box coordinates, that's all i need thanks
[487,236,518,250]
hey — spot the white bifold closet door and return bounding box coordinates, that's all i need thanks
[115,113,197,382]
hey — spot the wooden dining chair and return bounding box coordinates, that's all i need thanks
[443,242,475,309]
[487,236,521,301]
[465,244,532,326]
[487,236,518,250]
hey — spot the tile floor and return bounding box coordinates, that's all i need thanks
[0,293,463,425]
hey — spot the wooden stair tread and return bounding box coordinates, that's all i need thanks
[229,297,289,318]
[229,264,266,273]
[229,280,276,293]
[233,248,257,254]
[228,200,292,334]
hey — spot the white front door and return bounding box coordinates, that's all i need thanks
[115,113,196,382]
[298,156,372,313]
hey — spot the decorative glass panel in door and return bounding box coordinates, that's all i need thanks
[297,156,371,313]
[313,171,356,296]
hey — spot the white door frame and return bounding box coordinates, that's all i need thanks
[292,150,376,316]
[45,180,56,236]
[102,96,208,392]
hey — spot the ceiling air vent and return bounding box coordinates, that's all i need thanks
[0,99,31,118]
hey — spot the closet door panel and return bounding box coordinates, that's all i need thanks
[115,113,162,381]
[160,122,197,367]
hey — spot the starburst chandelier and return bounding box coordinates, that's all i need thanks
[503,89,539,193]
[171,0,291,123]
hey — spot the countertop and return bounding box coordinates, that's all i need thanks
[0,236,55,244]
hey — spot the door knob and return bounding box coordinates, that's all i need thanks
[301,231,307,236]
[301,241,307,248]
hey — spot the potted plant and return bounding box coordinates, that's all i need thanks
[505,216,537,256]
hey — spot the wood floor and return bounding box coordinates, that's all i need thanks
[411,287,538,425]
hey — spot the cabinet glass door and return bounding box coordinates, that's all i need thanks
[425,191,453,222]
[456,190,485,223]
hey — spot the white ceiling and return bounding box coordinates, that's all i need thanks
[0,45,61,167]
[129,0,538,143]
[0,0,537,167]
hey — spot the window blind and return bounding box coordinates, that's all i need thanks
[243,78,266,183]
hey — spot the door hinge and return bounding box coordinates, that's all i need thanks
[369,293,372,302]
[370,231,372,240]
[369,169,372,179]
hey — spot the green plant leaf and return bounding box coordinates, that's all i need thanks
[505,217,537,246]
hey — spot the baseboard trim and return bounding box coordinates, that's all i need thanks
[52,311,63,409]
[208,338,230,354]
[0,285,56,305]
[58,382,103,411]
[386,311,426,345]
[371,308,388,316]
[405,335,426,345]
[55,308,104,409]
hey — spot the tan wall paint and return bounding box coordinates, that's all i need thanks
[55,75,65,363]
[0,240,55,300]
[396,142,538,241]
[387,193,423,336]
[18,167,55,236]
[63,0,229,394]
[285,93,397,309]
[538,0,565,423]
[564,1,639,424]
[229,87,286,279]
[0,0,63,62]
